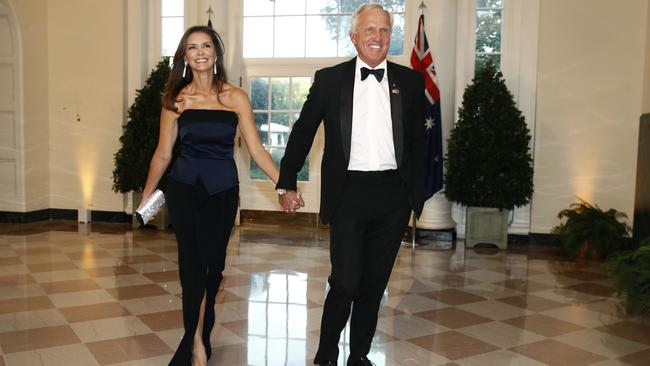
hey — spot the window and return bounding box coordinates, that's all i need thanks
[475,0,503,71]
[242,0,405,58]
[161,0,184,57]
[250,76,311,181]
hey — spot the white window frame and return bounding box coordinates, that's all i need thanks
[233,0,416,214]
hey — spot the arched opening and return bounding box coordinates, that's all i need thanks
[0,0,24,212]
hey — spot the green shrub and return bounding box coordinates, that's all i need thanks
[552,199,630,260]
[444,61,533,210]
[610,238,650,315]
[112,58,173,193]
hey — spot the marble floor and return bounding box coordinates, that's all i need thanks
[0,221,649,366]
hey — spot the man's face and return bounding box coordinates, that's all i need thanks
[350,7,391,68]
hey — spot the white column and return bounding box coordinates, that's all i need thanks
[417,194,456,230]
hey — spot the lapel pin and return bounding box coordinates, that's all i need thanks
[391,87,400,95]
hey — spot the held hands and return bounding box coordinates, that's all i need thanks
[279,190,305,213]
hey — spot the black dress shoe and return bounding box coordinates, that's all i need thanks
[316,362,336,366]
[347,356,373,366]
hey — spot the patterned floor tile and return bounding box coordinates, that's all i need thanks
[619,348,650,366]
[502,313,584,337]
[596,321,650,345]
[510,339,607,365]
[419,289,486,305]
[414,307,493,329]
[59,302,132,323]
[456,321,545,349]
[497,294,569,312]
[3,344,99,366]
[407,330,499,360]
[70,316,152,342]
[0,221,648,365]
[85,333,172,365]
[0,324,80,353]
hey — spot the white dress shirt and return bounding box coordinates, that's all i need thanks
[348,58,397,171]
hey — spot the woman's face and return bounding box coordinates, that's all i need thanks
[184,32,216,74]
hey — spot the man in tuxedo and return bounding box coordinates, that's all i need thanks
[277,4,425,366]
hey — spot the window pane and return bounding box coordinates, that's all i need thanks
[162,0,183,16]
[340,0,366,13]
[376,0,405,12]
[273,148,309,181]
[338,15,355,56]
[271,78,290,110]
[476,10,502,53]
[270,113,290,146]
[296,159,309,181]
[291,77,311,110]
[250,77,311,181]
[243,0,273,16]
[274,16,306,57]
[251,147,309,180]
[306,0,338,14]
[477,0,503,9]
[254,112,269,145]
[244,17,273,57]
[389,13,404,55]
[251,77,269,110]
[161,17,184,56]
[475,53,501,72]
[276,0,305,15]
[306,15,338,57]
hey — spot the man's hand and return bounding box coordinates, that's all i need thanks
[279,191,304,213]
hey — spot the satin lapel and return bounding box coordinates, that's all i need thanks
[388,62,404,167]
[339,58,356,163]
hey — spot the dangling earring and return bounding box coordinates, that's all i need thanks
[182,61,188,78]
[213,62,217,76]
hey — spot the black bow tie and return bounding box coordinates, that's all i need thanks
[360,67,385,82]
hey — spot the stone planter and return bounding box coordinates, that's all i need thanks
[465,207,509,249]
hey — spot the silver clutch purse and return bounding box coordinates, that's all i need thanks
[135,189,165,225]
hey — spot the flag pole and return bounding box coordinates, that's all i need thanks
[207,6,214,28]
[402,1,427,249]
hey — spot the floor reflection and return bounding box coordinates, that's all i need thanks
[0,221,648,365]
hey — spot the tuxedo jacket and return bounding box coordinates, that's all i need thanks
[277,57,426,224]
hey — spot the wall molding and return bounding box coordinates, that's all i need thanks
[0,209,131,223]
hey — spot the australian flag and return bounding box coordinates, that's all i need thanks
[410,14,443,200]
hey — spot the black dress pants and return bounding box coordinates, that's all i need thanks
[314,170,411,363]
[166,178,239,366]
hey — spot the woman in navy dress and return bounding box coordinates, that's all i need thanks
[141,26,300,366]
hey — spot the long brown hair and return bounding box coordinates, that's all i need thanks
[162,26,228,111]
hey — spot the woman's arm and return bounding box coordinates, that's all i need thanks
[141,107,179,199]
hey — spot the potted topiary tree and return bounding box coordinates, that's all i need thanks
[445,61,534,248]
[112,58,175,229]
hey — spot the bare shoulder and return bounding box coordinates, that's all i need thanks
[220,84,251,111]
[220,83,249,102]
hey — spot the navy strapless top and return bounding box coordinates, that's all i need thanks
[168,109,239,195]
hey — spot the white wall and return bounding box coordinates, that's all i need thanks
[46,0,124,212]
[532,0,648,232]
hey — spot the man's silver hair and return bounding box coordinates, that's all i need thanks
[349,3,393,35]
